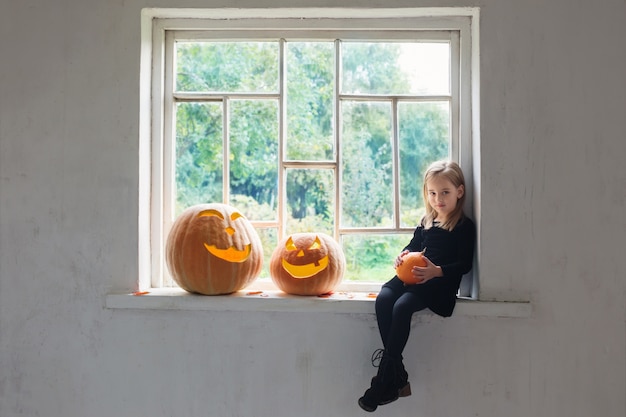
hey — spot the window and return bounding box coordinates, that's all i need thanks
[143,9,477,295]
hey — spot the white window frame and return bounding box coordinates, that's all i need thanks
[138,7,480,298]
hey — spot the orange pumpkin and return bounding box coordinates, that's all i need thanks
[166,203,263,295]
[396,251,427,285]
[270,233,345,296]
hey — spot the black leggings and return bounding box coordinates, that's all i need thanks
[375,277,428,357]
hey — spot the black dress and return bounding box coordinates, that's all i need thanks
[385,216,476,317]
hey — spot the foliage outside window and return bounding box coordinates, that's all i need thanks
[152,14,473,290]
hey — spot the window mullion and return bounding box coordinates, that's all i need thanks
[392,98,401,230]
[158,30,176,287]
[334,39,342,243]
[223,97,230,204]
[450,31,461,162]
[278,39,287,241]
[339,94,451,102]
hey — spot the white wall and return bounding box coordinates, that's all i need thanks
[1,0,625,416]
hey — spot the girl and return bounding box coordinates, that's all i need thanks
[358,160,476,412]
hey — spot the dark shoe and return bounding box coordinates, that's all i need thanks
[369,349,412,402]
[358,349,407,411]
[358,377,399,411]
[358,387,380,412]
[371,376,411,399]
[398,382,412,397]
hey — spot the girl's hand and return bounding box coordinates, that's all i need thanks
[394,250,410,268]
[412,255,443,284]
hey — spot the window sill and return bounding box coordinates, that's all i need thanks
[105,288,531,318]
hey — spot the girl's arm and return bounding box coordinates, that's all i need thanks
[403,225,424,252]
[439,219,476,278]
[413,219,475,283]
[396,225,425,279]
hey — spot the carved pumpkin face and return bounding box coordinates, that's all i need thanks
[199,208,252,263]
[281,235,328,278]
[166,203,263,295]
[270,233,345,296]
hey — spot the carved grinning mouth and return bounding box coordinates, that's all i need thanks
[204,243,251,263]
[281,255,329,279]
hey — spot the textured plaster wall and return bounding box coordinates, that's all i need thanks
[1,1,625,416]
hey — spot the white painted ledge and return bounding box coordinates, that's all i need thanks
[106,288,531,318]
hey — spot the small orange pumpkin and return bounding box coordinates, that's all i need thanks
[270,233,345,296]
[166,203,263,295]
[396,251,427,285]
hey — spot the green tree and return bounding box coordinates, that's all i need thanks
[341,102,394,228]
[175,102,223,215]
[229,99,279,213]
[398,102,450,215]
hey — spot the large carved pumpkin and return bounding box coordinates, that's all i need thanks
[166,203,263,295]
[270,233,345,296]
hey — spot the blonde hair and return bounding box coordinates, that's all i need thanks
[421,160,467,231]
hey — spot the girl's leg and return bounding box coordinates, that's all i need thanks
[375,283,403,348]
[359,281,426,412]
[384,291,427,357]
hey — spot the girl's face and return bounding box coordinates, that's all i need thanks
[426,175,464,222]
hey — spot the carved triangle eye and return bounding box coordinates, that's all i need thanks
[285,237,297,251]
[198,209,224,219]
[309,237,322,250]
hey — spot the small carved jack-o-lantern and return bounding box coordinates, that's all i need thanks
[166,203,263,295]
[270,233,345,296]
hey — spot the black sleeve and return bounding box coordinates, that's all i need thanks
[440,218,476,278]
[403,225,424,252]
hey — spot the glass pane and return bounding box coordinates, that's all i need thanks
[398,101,450,227]
[175,102,223,216]
[229,100,279,221]
[341,42,450,95]
[397,43,450,95]
[285,169,334,236]
[256,227,277,279]
[342,234,413,282]
[286,42,335,160]
[176,41,279,93]
[341,101,393,228]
